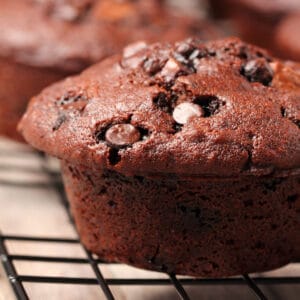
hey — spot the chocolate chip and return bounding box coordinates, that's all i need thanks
[123,41,147,58]
[121,42,147,69]
[123,55,146,69]
[57,93,87,106]
[108,148,121,165]
[176,42,192,55]
[143,58,165,76]
[52,4,81,21]
[194,95,225,117]
[237,46,249,59]
[160,58,182,82]
[175,41,196,59]
[139,127,150,140]
[108,200,116,207]
[153,92,172,113]
[45,1,93,22]
[294,119,300,128]
[172,122,183,133]
[173,52,188,64]
[241,58,274,86]
[173,55,198,75]
[153,91,179,113]
[281,107,287,118]
[105,124,141,147]
[172,102,204,125]
[281,107,300,129]
[52,112,66,131]
[189,49,201,60]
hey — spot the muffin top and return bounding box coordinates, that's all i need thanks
[19,37,300,178]
[0,0,219,72]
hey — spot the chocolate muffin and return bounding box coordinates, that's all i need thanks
[0,0,219,141]
[19,37,300,277]
[208,0,300,61]
[275,13,300,62]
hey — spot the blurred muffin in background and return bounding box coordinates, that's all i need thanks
[208,0,300,61]
[0,0,220,141]
[275,13,300,62]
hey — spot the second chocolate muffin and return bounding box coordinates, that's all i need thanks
[0,0,219,141]
[208,0,300,61]
[19,37,300,277]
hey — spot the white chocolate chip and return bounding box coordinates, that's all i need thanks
[161,58,181,82]
[173,102,204,125]
[123,41,147,58]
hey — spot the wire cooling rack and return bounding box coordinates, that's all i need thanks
[0,145,299,300]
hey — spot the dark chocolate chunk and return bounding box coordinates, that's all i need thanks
[194,96,225,117]
[173,52,188,64]
[241,58,274,86]
[143,57,166,76]
[108,148,121,165]
[175,40,196,59]
[281,107,300,128]
[57,93,87,106]
[153,92,170,112]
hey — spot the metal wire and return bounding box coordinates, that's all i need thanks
[169,273,191,300]
[0,234,29,300]
[1,232,300,299]
[83,246,116,300]
[0,148,299,300]
[243,274,268,300]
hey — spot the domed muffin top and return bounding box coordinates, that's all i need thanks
[0,0,218,72]
[19,37,300,178]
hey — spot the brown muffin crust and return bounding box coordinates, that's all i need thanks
[19,37,300,177]
[61,162,299,277]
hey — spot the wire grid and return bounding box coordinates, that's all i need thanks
[0,147,299,300]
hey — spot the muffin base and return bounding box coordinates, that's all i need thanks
[0,58,66,141]
[62,162,299,277]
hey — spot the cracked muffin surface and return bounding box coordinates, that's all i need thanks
[19,37,300,178]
